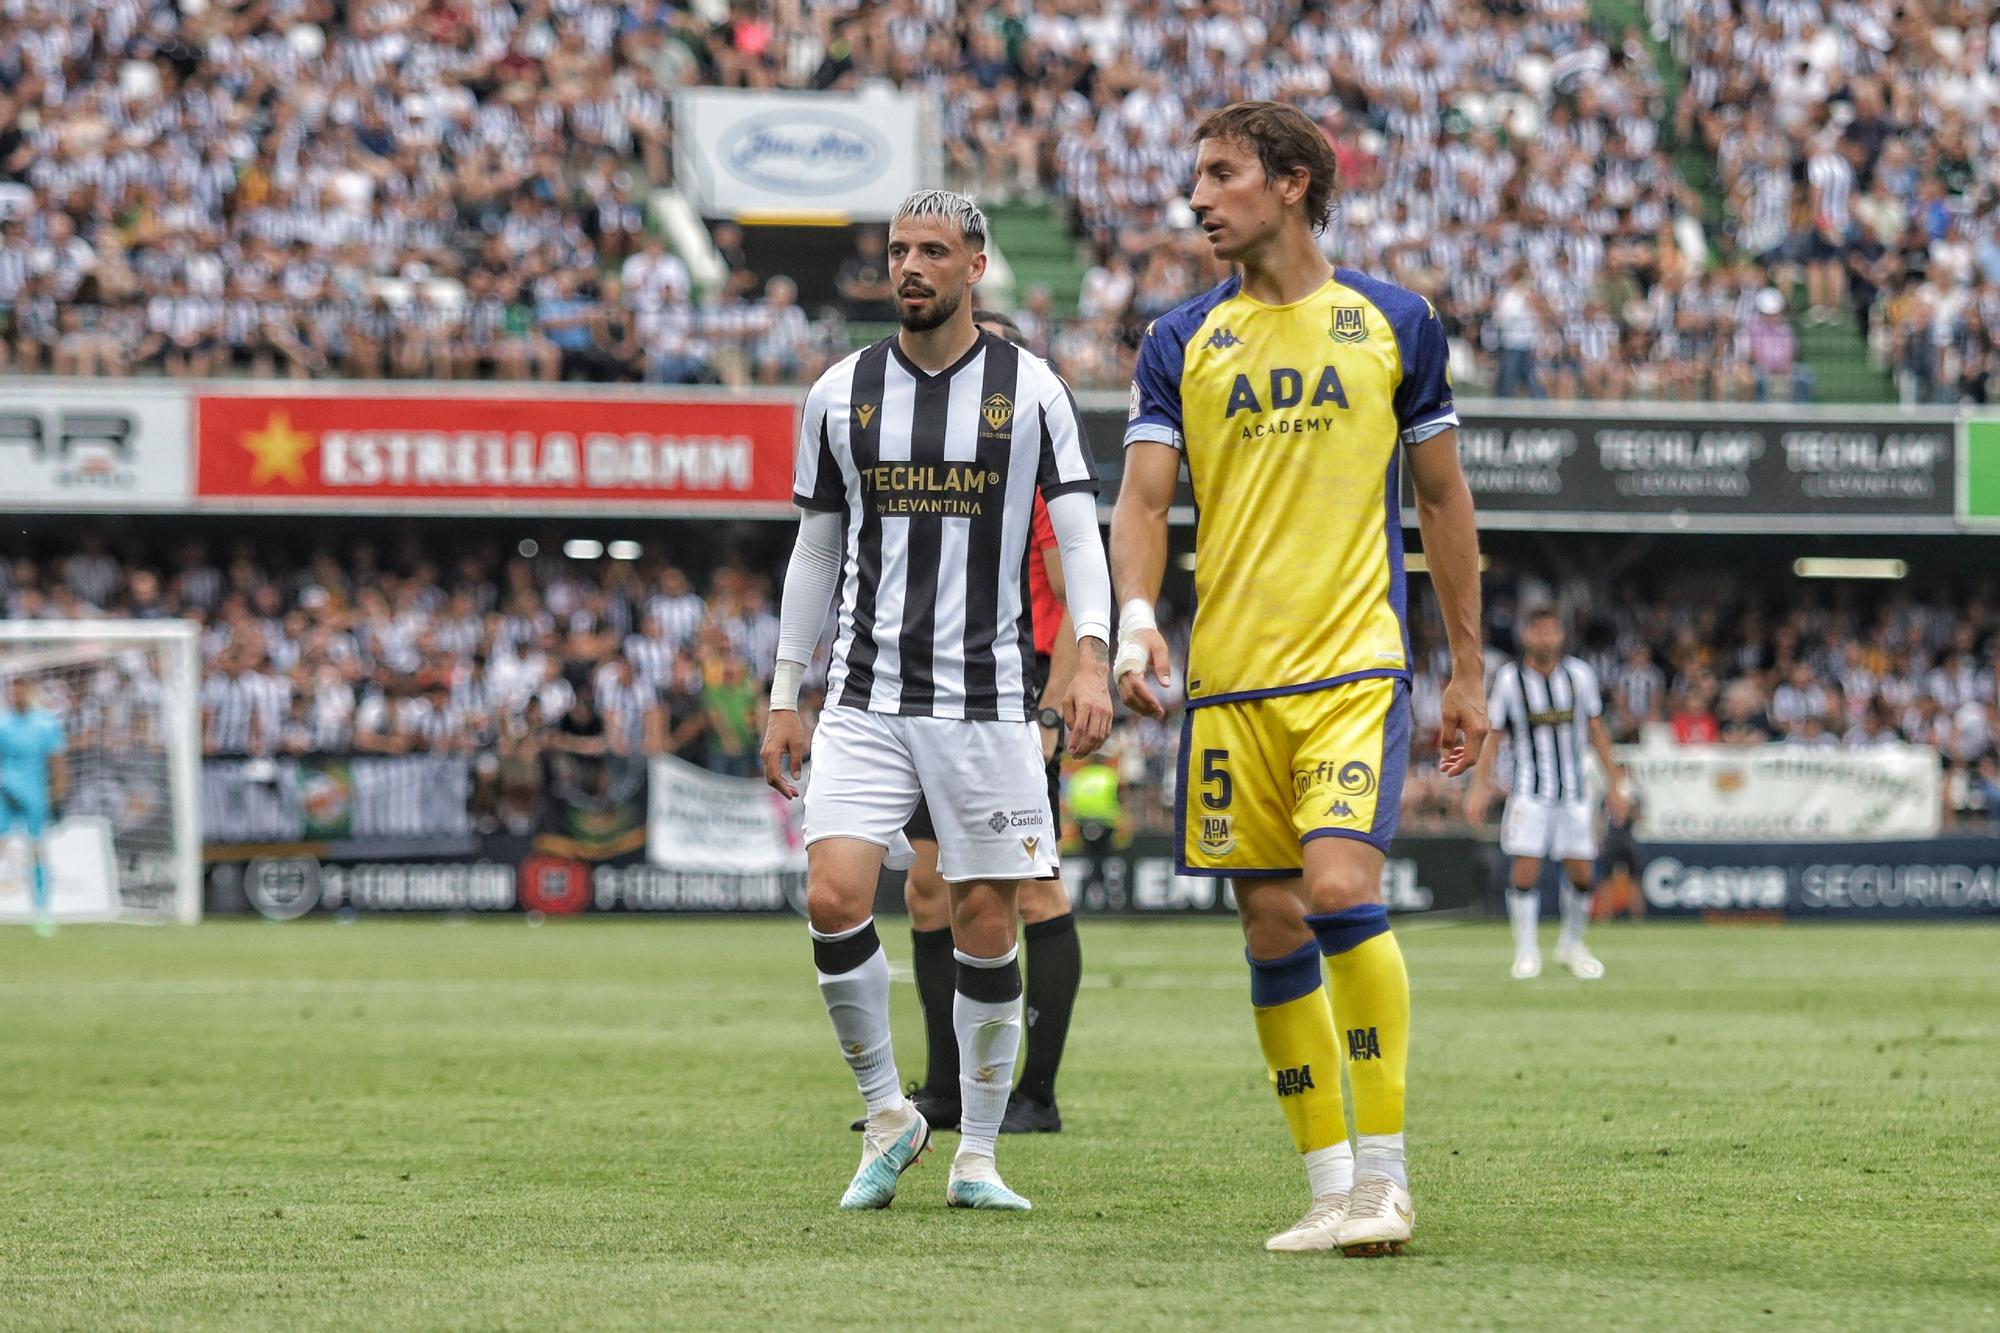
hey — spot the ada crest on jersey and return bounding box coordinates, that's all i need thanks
[1329,306,1368,343]
[1198,813,1235,855]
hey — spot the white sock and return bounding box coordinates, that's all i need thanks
[953,944,1022,1162]
[1356,1132,1407,1190]
[1507,887,1540,956]
[811,920,904,1115]
[1559,883,1593,949]
[1304,1142,1355,1199]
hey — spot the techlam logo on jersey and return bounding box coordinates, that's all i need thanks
[860,462,997,517]
[196,394,795,512]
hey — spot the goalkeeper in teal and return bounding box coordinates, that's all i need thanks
[1,676,68,935]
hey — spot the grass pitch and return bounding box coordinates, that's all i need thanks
[2,917,1996,1331]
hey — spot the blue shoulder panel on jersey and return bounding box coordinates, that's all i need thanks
[1334,266,1457,441]
[1124,275,1242,449]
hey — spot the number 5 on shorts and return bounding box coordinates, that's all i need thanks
[1201,748,1231,809]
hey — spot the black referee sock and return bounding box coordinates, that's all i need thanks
[910,925,960,1097]
[1017,913,1081,1106]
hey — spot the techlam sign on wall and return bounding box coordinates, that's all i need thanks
[673,88,929,220]
[195,393,796,513]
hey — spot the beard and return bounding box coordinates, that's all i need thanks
[896,283,963,332]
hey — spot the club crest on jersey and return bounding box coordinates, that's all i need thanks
[1203,326,1242,351]
[1198,814,1236,855]
[854,403,877,429]
[1329,306,1369,343]
[980,392,1014,437]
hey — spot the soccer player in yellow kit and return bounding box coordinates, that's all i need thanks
[1111,102,1487,1256]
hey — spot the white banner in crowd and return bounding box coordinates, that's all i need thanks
[647,754,808,873]
[0,383,190,507]
[1622,744,1943,842]
[672,87,931,220]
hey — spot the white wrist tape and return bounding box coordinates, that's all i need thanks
[1114,598,1157,682]
[770,659,805,711]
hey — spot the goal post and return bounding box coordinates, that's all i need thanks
[0,621,203,924]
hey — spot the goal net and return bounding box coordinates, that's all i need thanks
[0,622,202,924]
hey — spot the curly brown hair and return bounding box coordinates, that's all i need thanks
[1190,101,1339,234]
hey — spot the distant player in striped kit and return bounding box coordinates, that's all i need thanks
[1465,606,1628,979]
[762,190,1115,1213]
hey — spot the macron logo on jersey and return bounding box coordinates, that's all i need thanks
[1202,327,1242,351]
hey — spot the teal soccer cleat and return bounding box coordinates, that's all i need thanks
[839,1102,931,1210]
[946,1160,1032,1211]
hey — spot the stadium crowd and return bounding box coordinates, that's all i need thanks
[1669,0,2000,404]
[3,0,1990,400]
[5,537,2000,829]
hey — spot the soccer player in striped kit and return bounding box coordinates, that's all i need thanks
[762,191,1114,1213]
[1465,605,1629,980]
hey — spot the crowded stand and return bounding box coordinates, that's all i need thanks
[3,0,1981,399]
[1668,0,2000,404]
[2,537,1995,831]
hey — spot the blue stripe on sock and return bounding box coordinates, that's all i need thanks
[1304,904,1390,956]
[1247,940,1324,1007]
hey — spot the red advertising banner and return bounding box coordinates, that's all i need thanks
[196,392,796,512]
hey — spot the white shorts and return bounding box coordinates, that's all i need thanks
[803,705,1058,883]
[1499,796,1598,862]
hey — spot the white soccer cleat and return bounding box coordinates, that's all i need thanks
[1265,1192,1349,1252]
[1554,941,1605,979]
[1510,949,1541,980]
[839,1100,931,1210]
[945,1154,1032,1211]
[1336,1175,1414,1257]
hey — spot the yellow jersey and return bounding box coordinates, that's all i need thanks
[1123,268,1457,706]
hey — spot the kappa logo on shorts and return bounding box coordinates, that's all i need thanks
[1021,836,1039,858]
[987,811,1009,834]
[1328,800,1355,820]
[1198,814,1236,856]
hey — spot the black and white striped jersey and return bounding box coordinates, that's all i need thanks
[1489,655,1602,803]
[794,332,1098,721]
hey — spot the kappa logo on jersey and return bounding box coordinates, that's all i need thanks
[1198,813,1235,855]
[987,810,1009,833]
[1202,326,1242,351]
[1275,1064,1316,1096]
[1224,366,1351,419]
[980,392,1014,437]
[1021,835,1039,858]
[1347,1026,1382,1061]
[1329,306,1369,343]
[854,402,877,429]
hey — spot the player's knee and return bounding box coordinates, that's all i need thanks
[1304,861,1381,914]
[1017,876,1071,924]
[804,876,872,935]
[950,883,1018,954]
[1236,887,1311,957]
[903,867,950,930]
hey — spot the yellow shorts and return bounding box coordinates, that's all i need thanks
[1177,676,1410,875]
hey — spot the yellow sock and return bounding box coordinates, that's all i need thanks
[1248,942,1347,1153]
[1311,908,1409,1136]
